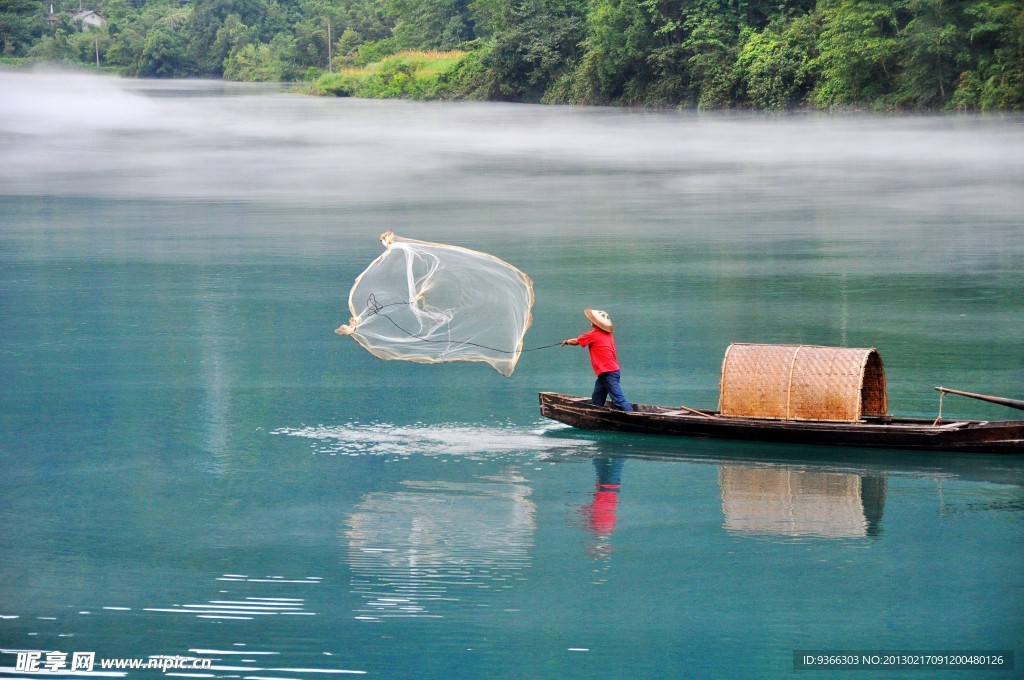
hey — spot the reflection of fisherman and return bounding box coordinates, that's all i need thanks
[581,457,624,559]
[562,309,633,412]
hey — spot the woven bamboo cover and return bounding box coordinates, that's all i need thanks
[719,343,887,422]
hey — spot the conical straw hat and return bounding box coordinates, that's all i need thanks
[584,309,614,332]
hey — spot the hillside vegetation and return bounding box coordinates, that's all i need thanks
[3,0,1022,110]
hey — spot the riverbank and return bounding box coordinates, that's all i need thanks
[307,50,469,100]
[8,0,1024,111]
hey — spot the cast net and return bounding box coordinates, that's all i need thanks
[336,231,535,377]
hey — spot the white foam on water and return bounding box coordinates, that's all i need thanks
[146,608,274,616]
[267,669,366,675]
[241,579,319,584]
[146,582,316,620]
[189,650,279,656]
[0,665,126,677]
[205,668,365,675]
[196,615,253,620]
[206,602,303,609]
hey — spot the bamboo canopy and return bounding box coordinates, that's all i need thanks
[719,343,888,422]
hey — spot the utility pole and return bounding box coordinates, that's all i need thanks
[327,21,332,72]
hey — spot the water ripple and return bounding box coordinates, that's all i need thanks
[144,575,318,620]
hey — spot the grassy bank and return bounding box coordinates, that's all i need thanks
[309,50,468,99]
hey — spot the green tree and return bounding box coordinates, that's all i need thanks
[223,32,298,79]
[813,0,900,107]
[0,0,44,56]
[296,0,394,70]
[954,0,1024,109]
[387,0,472,49]
[102,0,146,70]
[67,23,107,65]
[896,0,966,107]
[139,12,189,76]
[735,13,819,109]
[570,0,654,103]
[210,13,260,70]
[483,0,585,101]
[337,0,393,41]
[187,0,269,74]
[264,0,301,38]
[29,27,71,61]
[676,0,743,108]
[467,0,508,39]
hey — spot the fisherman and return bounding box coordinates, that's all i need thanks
[562,309,634,412]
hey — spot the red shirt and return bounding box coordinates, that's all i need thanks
[577,328,620,375]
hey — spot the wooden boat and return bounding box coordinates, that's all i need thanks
[538,392,1024,454]
[540,344,1024,454]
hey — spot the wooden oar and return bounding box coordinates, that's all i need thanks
[935,386,1024,412]
[676,404,716,419]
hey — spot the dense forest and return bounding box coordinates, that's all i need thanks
[2,0,1022,109]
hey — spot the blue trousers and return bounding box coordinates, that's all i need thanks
[592,370,633,412]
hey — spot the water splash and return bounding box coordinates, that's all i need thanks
[272,421,594,459]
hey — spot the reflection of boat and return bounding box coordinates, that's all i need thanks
[541,341,1024,454]
[719,466,885,538]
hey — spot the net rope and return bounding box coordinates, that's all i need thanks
[363,294,562,354]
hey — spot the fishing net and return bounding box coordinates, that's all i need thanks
[336,231,535,377]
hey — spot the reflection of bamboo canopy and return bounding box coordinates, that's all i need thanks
[719,466,886,538]
[719,343,887,422]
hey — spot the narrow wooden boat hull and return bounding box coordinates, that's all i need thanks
[539,392,1024,454]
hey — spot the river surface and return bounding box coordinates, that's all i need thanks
[1,71,1022,679]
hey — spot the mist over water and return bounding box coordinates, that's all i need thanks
[1,72,1022,679]
[3,71,1021,222]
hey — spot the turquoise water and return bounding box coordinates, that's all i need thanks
[1,73,1022,679]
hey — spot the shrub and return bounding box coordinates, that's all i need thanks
[736,15,819,110]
